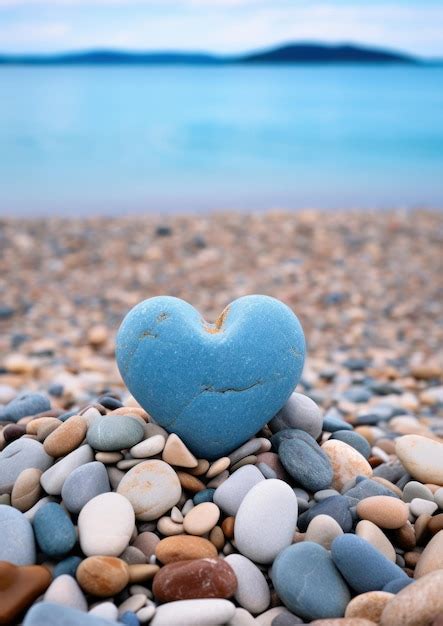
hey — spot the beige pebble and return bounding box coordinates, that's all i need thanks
[128,564,159,583]
[345,591,394,622]
[110,406,150,421]
[414,530,443,577]
[230,456,257,473]
[207,457,231,479]
[395,435,443,485]
[117,459,144,470]
[118,593,147,615]
[27,417,61,441]
[371,476,402,496]
[43,415,87,457]
[183,502,220,535]
[157,517,185,536]
[311,620,377,626]
[130,435,165,459]
[88,324,108,346]
[356,520,396,562]
[171,506,184,524]
[305,514,343,550]
[95,451,124,464]
[380,569,443,625]
[162,434,198,468]
[11,468,42,512]
[188,459,210,476]
[209,525,225,551]
[356,496,409,529]
[322,439,372,490]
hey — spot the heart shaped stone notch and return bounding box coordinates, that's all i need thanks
[116,295,305,459]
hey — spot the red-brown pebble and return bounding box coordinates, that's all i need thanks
[0,561,52,625]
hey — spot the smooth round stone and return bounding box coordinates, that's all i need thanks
[150,599,236,626]
[380,570,443,626]
[331,534,408,593]
[77,556,129,597]
[24,602,119,626]
[402,481,435,503]
[207,457,231,479]
[120,546,146,565]
[395,435,443,485]
[355,520,396,562]
[130,435,165,459]
[54,556,82,578]
[305,514,344,550]
[356,496,409,529]
[118,594,147,614]
[272,542,350,621]
[117,460,181,521]
[213,465,265,516]
[78,492,135,556]
[34,502,76,557]
[0,392,50,423]
[276,429,333,492]
[345,591,394,622]
[322,440,372,491]
[297,495,352,533]
[228,439,262,465]
[43,416,87,458]
[153,557,237,601]
[235,479,298,563]
[183,502,220,535]
[11,468,42,512]
[40,445,94,495]
[382,578,414,593]
[43,574,87,611]
[0,561,52,624]
[193,489,216,505]
[120,611,140,626]
[0,438,53,494]
[225,554,270,614]
[269,392,323,440]
[163,433,198,468]
[409,497,438,517]
[344,477,398,503]
[155,536,217,564]
[414,530,443,577]
[89,602,119,621]
[87,415,144,452]
[61,461,110,514]
[133,532,160,559]
[228,607,257,626]
[0,505,36,565]
[330,431,371,459]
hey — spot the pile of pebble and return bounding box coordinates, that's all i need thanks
[1,378,443,626]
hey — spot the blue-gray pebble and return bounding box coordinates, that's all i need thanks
[193,489,215,505]
[61,461,110,513]
[0,505,36,565]
[33,502,76,557]
[323,409,353,433]
[53,556,82,578]
[344,477,399,503]
[330,430,371,459]
[272,542,350,621]
[276,429,333,492]
[120,612,140,626]
[297,495,352,532]
[383,578,415,593]
[0,392,50,422]
[331,534,408,593]
[0,438,53,493]
[87,415,144,451]
[23,603,117,626]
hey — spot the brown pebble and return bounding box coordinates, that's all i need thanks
[128,564,159,583]
[187,459,210,476]
[209,526,225,551]
[221,516,235,539]
[3,424,27,443]
[76,556,129,597]
[155,536,217,564]
[11,468,42,512]
[388,521,417,551]
[132,532,160,559]
[404,551,421,568]
[176,471,205,493]
[345,591,394,622]
[152,558,237,602]
[415,513,432,545]
[26,417,61,439]
[255,452,287,480]
[357,496,409,529]
[368,456,384,468]
[43,415,87,457]
[428,514,443,535]
[230,455,257,473]
[0,561,52,625]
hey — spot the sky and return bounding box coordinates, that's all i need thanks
[0,0,442,57]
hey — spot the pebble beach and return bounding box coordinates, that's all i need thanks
[1,209,443,626]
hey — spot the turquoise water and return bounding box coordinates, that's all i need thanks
[1,64,442,215]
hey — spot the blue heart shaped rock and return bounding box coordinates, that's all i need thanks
[116,295,305,459]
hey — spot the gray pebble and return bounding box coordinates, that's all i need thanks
[277,429,333,492]
[62,461,111,513]
[228,439,262,465]
[0,438,53,494]
[402,481,434,503]
[214,465,265,516]
[269,392,323,439]
[0,505,36,565]
[0,392,50,422]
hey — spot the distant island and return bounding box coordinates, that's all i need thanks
[0,43,420,66]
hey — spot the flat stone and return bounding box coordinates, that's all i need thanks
[87,415,144,451]
[409,497,438,517]
[297,496,352,533]
[155,535,218,564]
[344,478,399,503]
[0,562,51,624]
[380,570,443,626]
[162,433,198,468]
[132,531,160,559]
[78,492,135,556]
[323,409,353,433]
[402,481,434,503]
[234,479,298,563]
[331,534,408,593]
[305,514,344,550]
[40,445,94,495]
[213,465,265,516]
[43,575,87,611]
[24,602,118,626]
[183,502,220,535]
[120,546,146,565]
[330,431,371,459]
[395,435,443,485]
[0,438,53,494]
[322,440,372,491]
[355,520,396,562]
[117,460,181,520]
[0,392,50,423]
[61,461,110,514]
[356,496,409,529]
[0,505,36,565]
[345,591,394,623]
[153,557,237,601]
[207,457,231,479]
[130,435,165,458]
[269,392,323,439]
[34,502,77,557]
[43,416,87,457]
[11,468,43,512]
[275,429,333,492]
[272,542,351,621]
[76,556,129,597]
[225,553,270,614]
[150,599,236,626]
[414,530,443,577]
